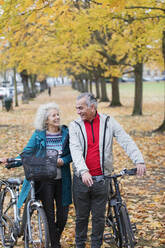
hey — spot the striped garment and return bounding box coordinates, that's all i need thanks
[46,131,62,179]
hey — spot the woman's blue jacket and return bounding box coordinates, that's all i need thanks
[15,125,72,209]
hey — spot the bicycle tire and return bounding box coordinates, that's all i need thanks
[0,186,17,247]
[24,206,50,248]
[119,206,135,248]
[104,204,121,247]
[0,214,15,247]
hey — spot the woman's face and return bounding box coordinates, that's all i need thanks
[47,108,60,129]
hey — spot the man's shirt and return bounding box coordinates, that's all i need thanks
[84,113,102,176]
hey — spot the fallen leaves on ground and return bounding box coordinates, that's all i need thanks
[0,86,164,248]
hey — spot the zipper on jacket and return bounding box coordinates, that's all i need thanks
[102,116,110,175]
[91,121,95,143]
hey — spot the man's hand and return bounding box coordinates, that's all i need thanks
[81,171,93,187]
[136,163,146,176]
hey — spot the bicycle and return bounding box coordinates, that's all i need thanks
[104,168,137,248]
[0,158,50,248]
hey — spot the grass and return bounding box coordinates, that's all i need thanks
[107,81,164,98]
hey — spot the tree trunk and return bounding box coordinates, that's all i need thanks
[132,63,143,115]
[75,81,79,90]
[84,79,88,92]
[110,77,122,106]
[71,81,76,89]
[100,78,109,102]
[29,74,37,98]
[95,79,100,99]
[20,70,30,104]
[89,80,93,93]
[13,67,18,107]
[76,80,81,91]
[40,79,48,92]
[154,30,165,132]
[153,119,165,132]
[79,79,85,92]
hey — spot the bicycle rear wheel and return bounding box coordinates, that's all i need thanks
[24,206,50,248]
[119,206,135,248]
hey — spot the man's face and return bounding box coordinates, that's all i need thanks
[76,97,95,122]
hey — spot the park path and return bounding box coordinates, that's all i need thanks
[0,85,164,247]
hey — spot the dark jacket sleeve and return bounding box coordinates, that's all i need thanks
[61,128,72,165]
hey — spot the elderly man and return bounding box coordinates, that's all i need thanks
[69,92,146,248]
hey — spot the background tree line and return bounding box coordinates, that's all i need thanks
[0,0,164,131]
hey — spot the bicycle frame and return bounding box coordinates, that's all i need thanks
[0,159,50,247]
[0,179,22,246]
[104,168,137,248]
[108,176,125,246]
[0,178,44,247]
[26,180,43,243]
[0,180,21,223]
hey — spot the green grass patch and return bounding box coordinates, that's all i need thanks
[107,81,164,98]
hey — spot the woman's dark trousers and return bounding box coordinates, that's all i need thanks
[73,175,108,248]
[38,179,69,248]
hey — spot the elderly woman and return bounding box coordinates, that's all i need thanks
[0,102,72,248]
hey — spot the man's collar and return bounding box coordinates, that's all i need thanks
[85,112,99,123]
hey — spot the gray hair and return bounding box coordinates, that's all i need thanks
[77,92,98,108]
[34,102,59,130]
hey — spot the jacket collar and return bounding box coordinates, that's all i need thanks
[36,125,69,145]
[75,113,107,125]
[36,130,46,139]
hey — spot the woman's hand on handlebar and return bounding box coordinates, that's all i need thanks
[0,158,8,164]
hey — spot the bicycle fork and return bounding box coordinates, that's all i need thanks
[26,199,43,244]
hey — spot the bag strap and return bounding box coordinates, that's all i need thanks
[102,115,110,175]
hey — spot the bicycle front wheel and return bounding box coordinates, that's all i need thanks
[24,206,50,248]
[119,206,135,248]
[0,186,16,247]
[0,214,15,248]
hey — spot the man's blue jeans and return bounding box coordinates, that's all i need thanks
[73,175,109,248]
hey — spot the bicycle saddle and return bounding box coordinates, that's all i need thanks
[7,178,23,186]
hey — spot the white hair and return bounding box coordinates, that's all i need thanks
[34,102,60,130]
[77,92,98,108]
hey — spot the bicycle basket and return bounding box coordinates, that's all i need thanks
[20,150,58,181]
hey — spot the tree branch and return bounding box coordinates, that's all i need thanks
[113,15,165,22]
[126,6,165,13]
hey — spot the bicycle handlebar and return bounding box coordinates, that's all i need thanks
[5,158,21,169]
[106,168,137,179]
[121,168,137,176]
